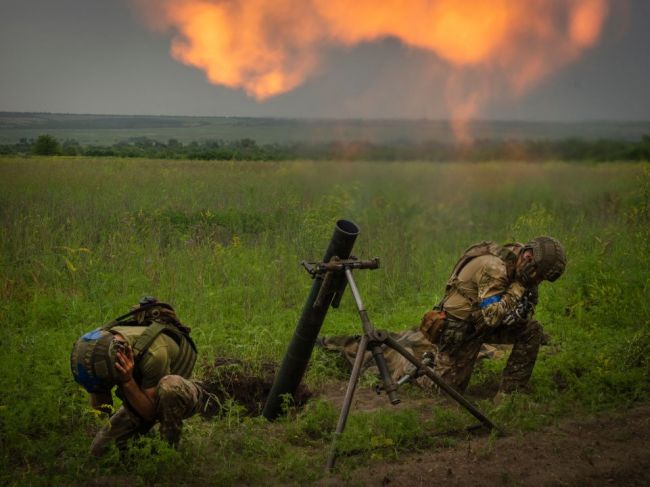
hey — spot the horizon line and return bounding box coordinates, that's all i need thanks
[1,110,650,125]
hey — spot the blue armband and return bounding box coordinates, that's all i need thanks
[480,294,502,309]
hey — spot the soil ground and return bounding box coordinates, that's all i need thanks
[317,389,650,487]
[198,362,650,486]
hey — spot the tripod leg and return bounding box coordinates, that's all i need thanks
[384,335,501,434]
[326,334,369,471]
[344,268,400,405]
[369,339,400,405]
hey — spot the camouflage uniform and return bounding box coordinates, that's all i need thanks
[319,328,434,383]
[434,250,543,393]
[90,375,212,456]
[87,327,213,456]
[319,329,509,388]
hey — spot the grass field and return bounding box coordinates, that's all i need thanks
[1,157,649,485]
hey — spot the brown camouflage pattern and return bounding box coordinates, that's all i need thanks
[321,242,551,395]
[443,254,526,330]
[319,328,508,388]
[90,375,213,456]
[319,328,435,385]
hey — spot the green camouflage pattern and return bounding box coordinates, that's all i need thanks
[434,318,543,393]
[90,375,214,456]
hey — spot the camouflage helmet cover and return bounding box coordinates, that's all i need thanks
[523,236,566,282]
[70,328,123,392]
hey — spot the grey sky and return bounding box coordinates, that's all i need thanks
[0,0,648,120]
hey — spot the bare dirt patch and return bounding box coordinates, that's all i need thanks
[318,404,650,486]
[200,358,312,416]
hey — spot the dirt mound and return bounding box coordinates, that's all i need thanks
[200,358,313,416]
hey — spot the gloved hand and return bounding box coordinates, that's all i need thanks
[521,287,537,319]
[502,289,535,326]
[509,281,527,300]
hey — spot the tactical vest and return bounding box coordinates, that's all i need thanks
[436,241,521,313]
[104,303,198,382]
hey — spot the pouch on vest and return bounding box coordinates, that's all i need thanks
[419,309,447,345]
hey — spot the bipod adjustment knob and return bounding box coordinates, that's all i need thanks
[366,329,389,345]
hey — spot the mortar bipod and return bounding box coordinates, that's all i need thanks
[312,257,502,471]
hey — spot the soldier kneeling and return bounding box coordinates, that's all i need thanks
[421,237,566,396]
[70,298,215,456]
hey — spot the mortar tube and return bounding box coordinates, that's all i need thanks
[262,219,360,420]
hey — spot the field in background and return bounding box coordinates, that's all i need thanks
[2,112,650,144]
[1,157,649,485]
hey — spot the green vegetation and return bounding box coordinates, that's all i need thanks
[2,112,650,161]
[2,112,650,145]
[3,133,650,161]
[32,134,61,156]
[1,157,649,485]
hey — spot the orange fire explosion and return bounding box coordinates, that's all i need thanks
[134,0,610,139]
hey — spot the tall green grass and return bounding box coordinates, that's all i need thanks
[1,157,648,485]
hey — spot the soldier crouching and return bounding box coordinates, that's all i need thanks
[422,237,566,396]
[71,298,216,456]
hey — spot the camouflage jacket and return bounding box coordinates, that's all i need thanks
[442,253,527,329]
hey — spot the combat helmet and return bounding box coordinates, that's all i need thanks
[70,329,124,392]
[523,236,566,282]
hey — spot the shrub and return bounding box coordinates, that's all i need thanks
[33,134,60,155]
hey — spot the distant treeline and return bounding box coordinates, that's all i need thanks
[2,133,650,161]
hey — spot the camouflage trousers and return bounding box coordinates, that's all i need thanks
[434,319,543,394]
[90,375,212,457]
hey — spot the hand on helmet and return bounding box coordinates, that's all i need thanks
[114,343,135,384]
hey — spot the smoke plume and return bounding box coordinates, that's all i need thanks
[134,0,610,139]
